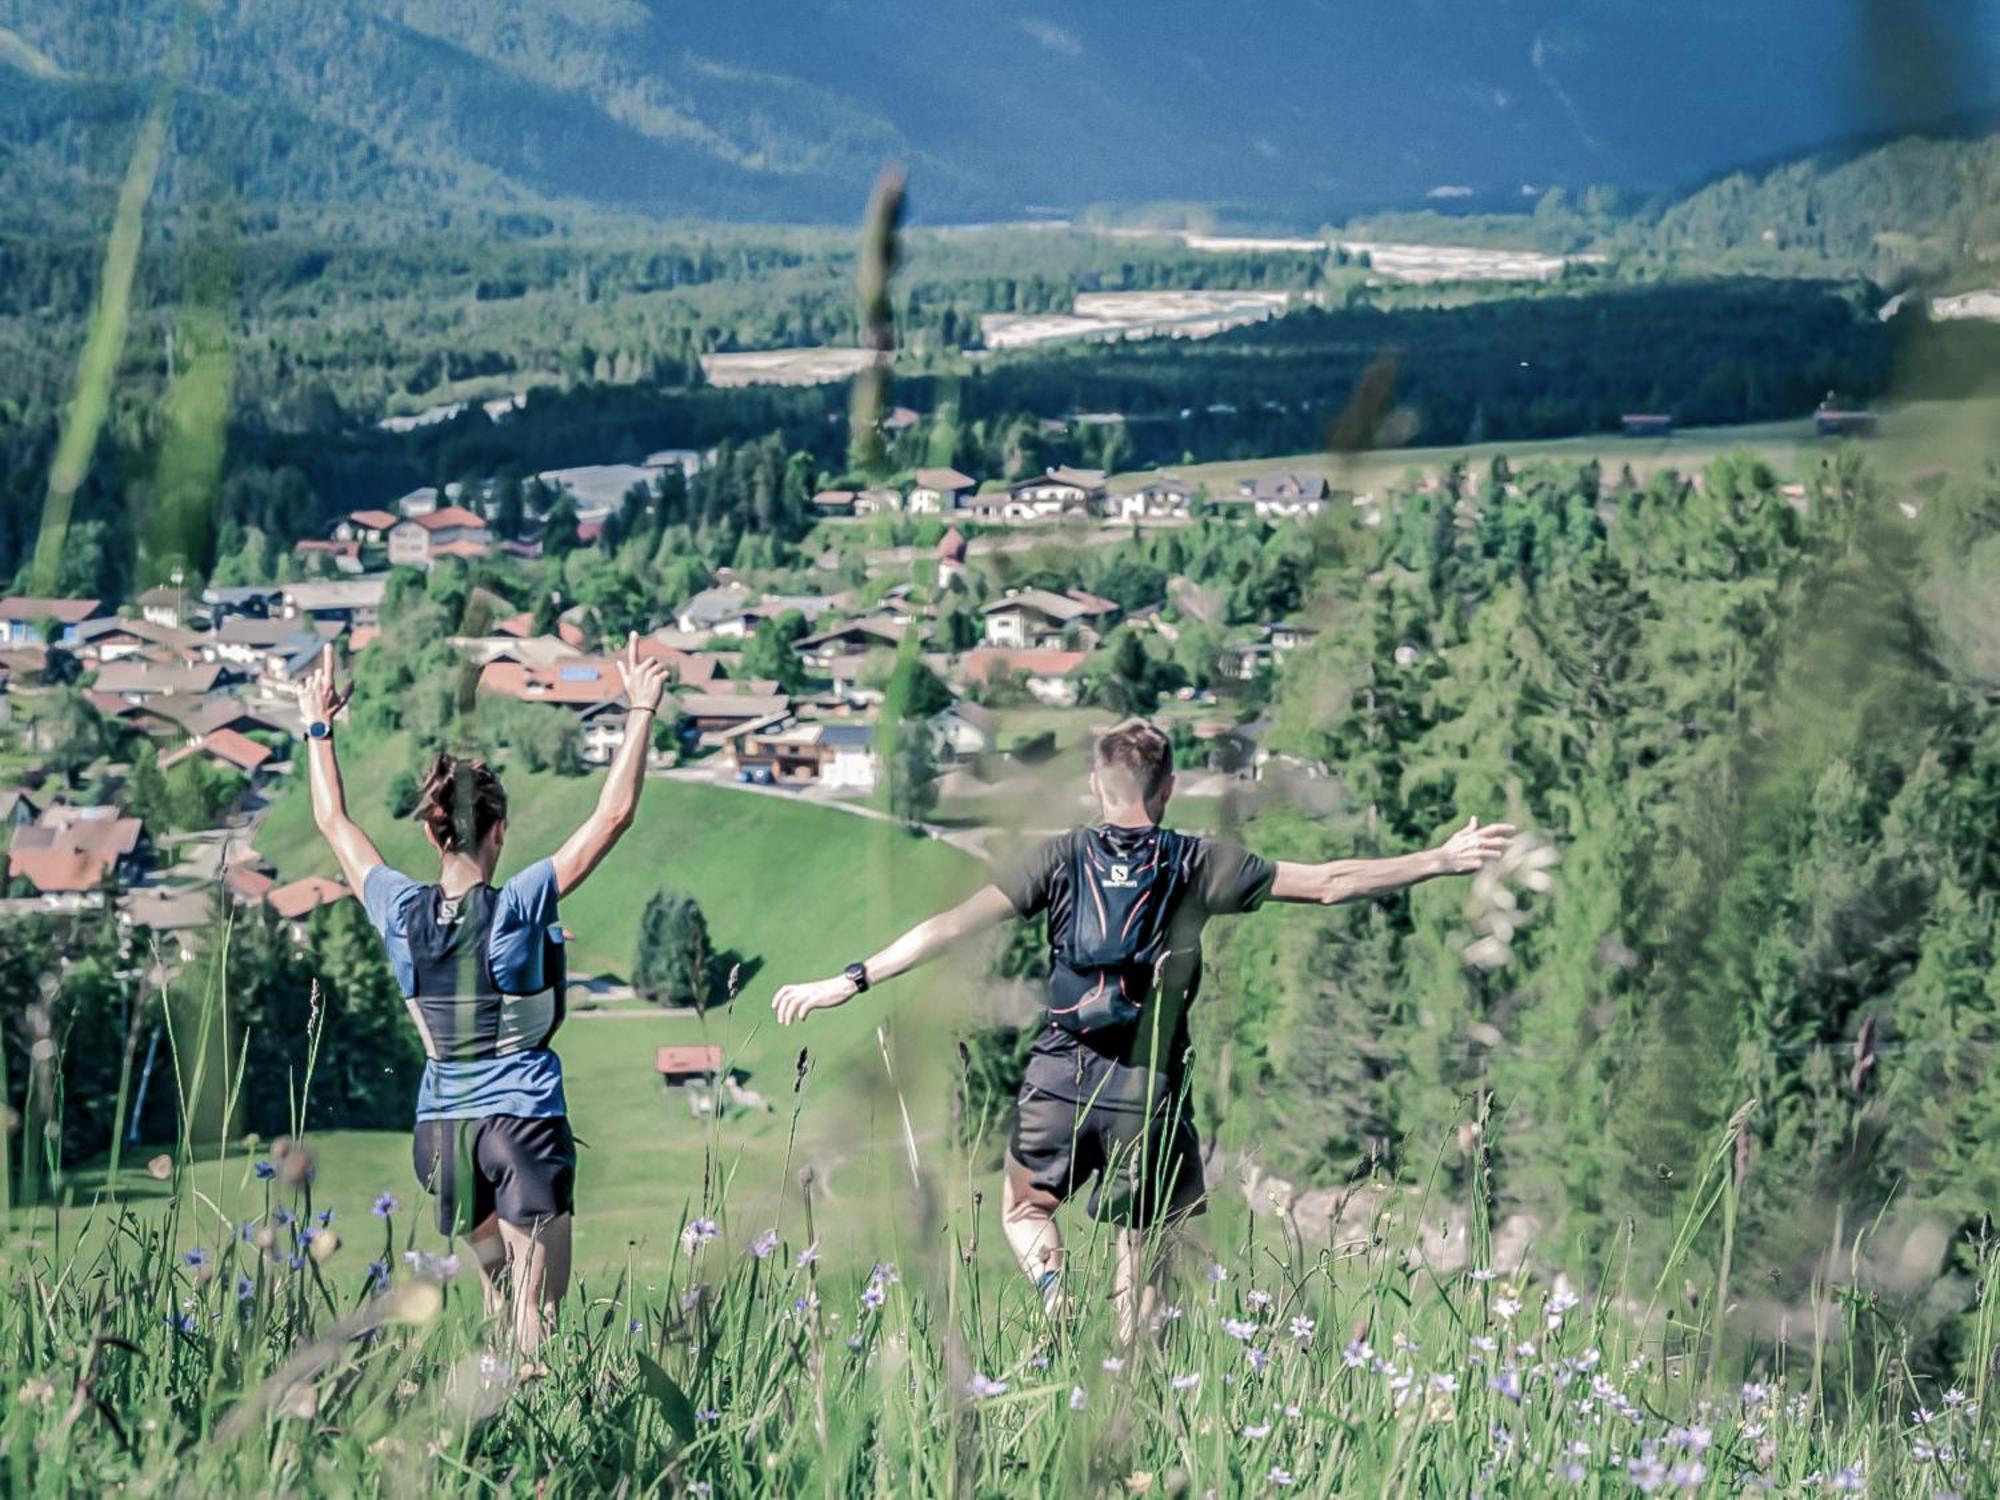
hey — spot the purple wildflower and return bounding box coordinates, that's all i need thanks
[183,1248,208,1269]
[253,1160,276,1180]
[749,1228,779,1260]
[371,1192,398,1218]
[966,1372,1008,1398]
[1627,1455,1666,1494]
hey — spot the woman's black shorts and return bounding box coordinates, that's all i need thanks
[412,1115,576,1237]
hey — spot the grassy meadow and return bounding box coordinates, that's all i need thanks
[1127,392,2000,500]
[209,748,987,1281]
[7,1089,1994,1496]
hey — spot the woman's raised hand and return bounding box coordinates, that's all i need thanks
[302,642,353,728]
[617,631,671,714]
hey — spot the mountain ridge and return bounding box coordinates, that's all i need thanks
[2,1,1996,227]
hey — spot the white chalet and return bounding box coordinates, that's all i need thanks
[1115,475,1197,520]
[1004,466,1107,521]
[980,588,1121,650]
[1239,471,1329,519]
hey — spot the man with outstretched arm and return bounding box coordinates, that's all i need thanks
[771,717,1513,1337]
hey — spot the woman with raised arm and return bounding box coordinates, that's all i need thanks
[300,634,669,1354]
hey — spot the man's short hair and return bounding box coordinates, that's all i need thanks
[1094,718,1174,803]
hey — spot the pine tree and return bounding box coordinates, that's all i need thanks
[634,890,713,1009]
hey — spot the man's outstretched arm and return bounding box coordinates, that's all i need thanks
[772,884,1019,1026]
[1268,816,1515,905]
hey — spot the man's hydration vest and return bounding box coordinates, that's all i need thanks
[1046,826,1194,1035]
[402,884,567,1062]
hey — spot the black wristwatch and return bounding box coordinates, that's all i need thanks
[843,961,870,995]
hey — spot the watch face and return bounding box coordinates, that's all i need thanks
[308,721,331,739]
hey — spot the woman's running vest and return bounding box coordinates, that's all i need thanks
[401,883,567,1062]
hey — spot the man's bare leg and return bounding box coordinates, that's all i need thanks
[1002,1162,1065,1306]
[467,1214,507,1318]
[1112,1227,1162,1344]
[497,1213,572,1355]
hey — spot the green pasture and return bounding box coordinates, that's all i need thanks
[80,749,994,1279]
[1123,391,2000,497]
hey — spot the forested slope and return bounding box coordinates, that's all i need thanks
[1200,450,2000,1361]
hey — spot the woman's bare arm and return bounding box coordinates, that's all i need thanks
[301,642,385,891]
[549,633,670,897]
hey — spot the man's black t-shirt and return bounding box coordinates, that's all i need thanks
[997,824,1276,1112]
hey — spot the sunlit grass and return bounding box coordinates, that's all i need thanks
[3,1086,1991,1496]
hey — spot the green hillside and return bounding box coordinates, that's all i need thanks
[243,748,991,1275]
[1645,130,2000,269]
[1126,391,2000,499]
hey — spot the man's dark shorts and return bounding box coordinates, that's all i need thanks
[412,1115,576,1236]
[1008,1085,1206,1231]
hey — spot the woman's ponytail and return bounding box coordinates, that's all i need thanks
[412,752,507,853]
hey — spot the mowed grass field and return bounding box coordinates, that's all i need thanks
[1117,392,2000,497]
[70,749,995,1279]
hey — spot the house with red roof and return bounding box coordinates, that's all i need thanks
[8,806,147,904]
[387,506,491,570]
[292,538,365,574]
[225,863,277,904]
[8,847,114,907]
[263,875,353,925]
[956,648,1090,707]
[158,726,275,780]
[332,509,400,545]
